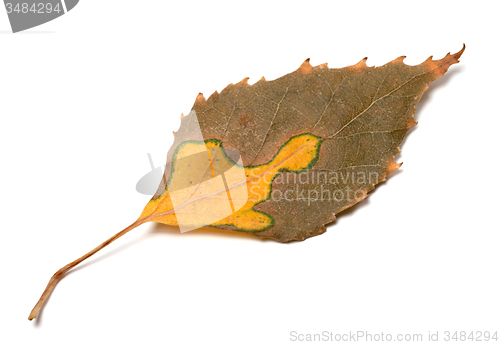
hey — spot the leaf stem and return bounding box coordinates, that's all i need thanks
[28,218,148,321]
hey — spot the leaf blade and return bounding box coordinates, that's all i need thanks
[147,45,465,242]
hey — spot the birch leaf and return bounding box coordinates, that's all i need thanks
[29,46,464,320]
[147,45,465,241]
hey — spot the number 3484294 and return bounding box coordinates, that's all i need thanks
[5,3,62,14]
[444,331,498,342]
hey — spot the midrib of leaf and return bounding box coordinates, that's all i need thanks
[326,65,440,139]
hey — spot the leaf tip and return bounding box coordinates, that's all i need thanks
[207,90,219,102]
[455,43,466,60]
[298,58,313,74]
[389,56,407,65]
[408,116,418,128]
[237,77,250,85]
[349,57,369,70]
[421,44,465,78]
[195,92,207,105]
[387,160,403,175]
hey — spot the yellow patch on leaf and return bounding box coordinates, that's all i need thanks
[140,133,323,231]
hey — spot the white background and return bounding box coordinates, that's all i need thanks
[1,1,499,344]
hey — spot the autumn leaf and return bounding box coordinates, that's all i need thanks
[148,45,465,241]
[28,45,465,320]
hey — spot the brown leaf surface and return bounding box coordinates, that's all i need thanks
[159,45,465,242]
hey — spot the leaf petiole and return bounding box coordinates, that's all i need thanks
[28,218,148,321]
